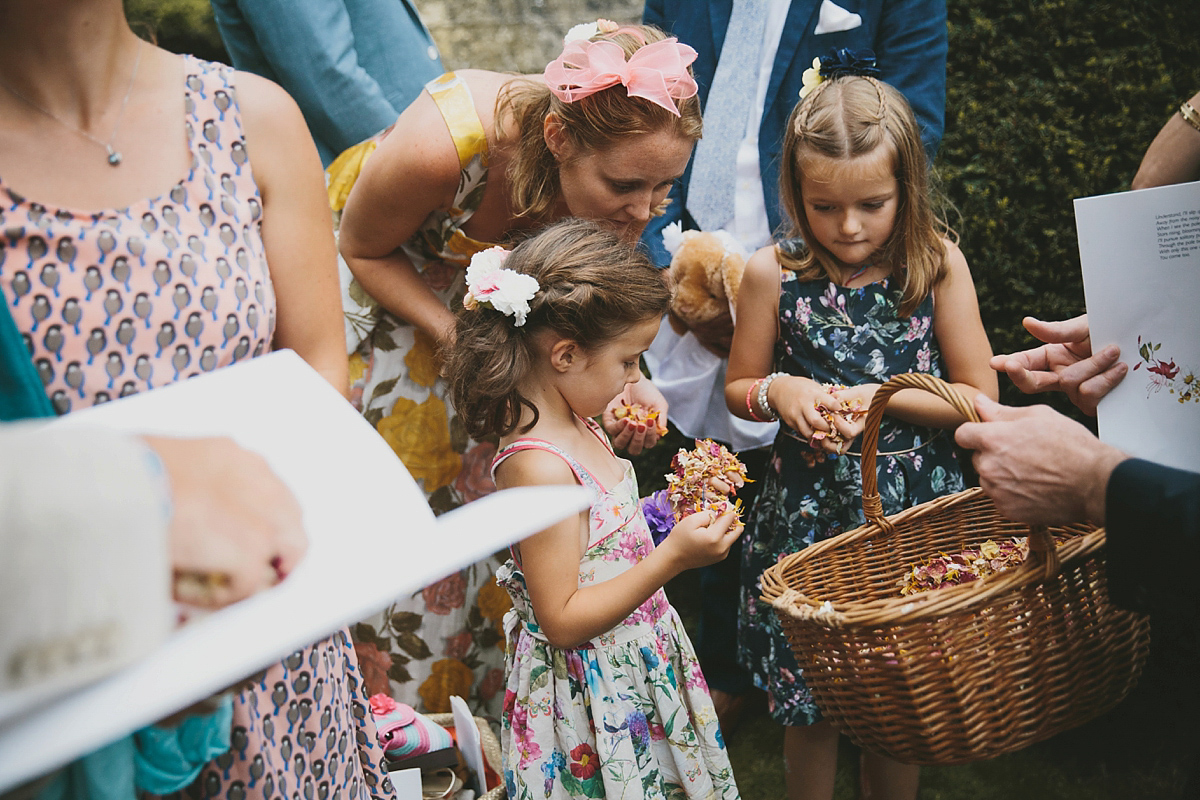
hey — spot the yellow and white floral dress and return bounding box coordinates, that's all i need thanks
[327,72,512,720]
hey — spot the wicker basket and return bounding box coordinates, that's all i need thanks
[759,373,1150,765]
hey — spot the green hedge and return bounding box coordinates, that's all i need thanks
[938,0,1200,411]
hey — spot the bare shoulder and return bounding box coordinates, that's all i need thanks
[362,88,461,203]
[230,70,305,142]
[493,447,579,491]
[742,244,784,288]
[941,236,970,275]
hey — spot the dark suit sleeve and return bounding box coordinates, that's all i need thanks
[876,0,947,159]
[640,0,686,268]
[1105,457,1200,617]
[643,0,666,29]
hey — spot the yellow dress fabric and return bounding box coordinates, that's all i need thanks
[329,72,512,721]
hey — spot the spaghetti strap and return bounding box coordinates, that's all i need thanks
[579,415,617,457]
[491,437,605,496]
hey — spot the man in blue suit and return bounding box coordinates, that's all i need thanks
[210,0,444,166]
[640,0,947,744]
[642,0,947,267]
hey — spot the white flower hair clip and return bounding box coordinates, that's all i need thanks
[463,246,539,327]
[563,18,619,44]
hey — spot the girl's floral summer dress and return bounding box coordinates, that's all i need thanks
[738,269,966,727]
[493,419,739,800]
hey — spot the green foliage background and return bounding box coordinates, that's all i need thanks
[938,0,1200,412]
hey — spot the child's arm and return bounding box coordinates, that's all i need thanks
[498,450,739,650]
[835,241,999,434]
[726,246,843,438]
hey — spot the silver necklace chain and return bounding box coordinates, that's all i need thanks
[0,41,143,167]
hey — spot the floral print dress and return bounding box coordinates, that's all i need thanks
[493,420,739,800]
[325,72,513,720]
[738,270,966,727]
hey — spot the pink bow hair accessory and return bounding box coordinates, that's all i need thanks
[544,37,699,117]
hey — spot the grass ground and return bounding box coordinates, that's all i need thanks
[665,566,1193,800]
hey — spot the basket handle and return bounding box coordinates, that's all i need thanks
[858,373,1059,578]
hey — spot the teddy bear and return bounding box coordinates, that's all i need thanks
[661,222,748,334]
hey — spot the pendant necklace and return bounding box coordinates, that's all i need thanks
[0,41,143,167]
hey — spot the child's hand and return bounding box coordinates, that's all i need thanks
[707,471,745,496]
[769,376,842,446]
[660,508,742,571]
[827,383,879,449]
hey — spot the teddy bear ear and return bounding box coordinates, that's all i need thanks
[722,251,747,324]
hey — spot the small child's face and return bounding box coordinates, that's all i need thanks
[564,316,661,419]
[799,146,899,268]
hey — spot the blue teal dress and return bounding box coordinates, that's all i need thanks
[738,268,966,726]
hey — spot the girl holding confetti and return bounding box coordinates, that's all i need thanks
[725,54,997,800]
[445,219,741,800]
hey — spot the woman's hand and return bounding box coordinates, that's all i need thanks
[145,436,307,609]
[603,379,668,455]
[658,508,742,572]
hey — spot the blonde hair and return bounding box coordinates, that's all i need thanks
[496,25,703,221]
[446,219,671,440]
[779,76,954,316]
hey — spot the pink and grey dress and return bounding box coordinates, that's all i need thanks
[0,55,394,800]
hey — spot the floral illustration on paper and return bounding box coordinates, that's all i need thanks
[1134,336,1198,403]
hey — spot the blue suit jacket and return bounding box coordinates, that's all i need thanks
[211,0,444,166]
[642,0,947,265]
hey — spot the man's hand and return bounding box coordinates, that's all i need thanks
[990,314,1127,416]
[954,395,1126,526]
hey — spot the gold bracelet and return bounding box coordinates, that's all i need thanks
[1180,100,1200,134]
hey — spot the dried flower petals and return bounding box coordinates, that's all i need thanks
[812,383,868,450]
[664,439,749,525]
[613,401,668,435]
[897,538,1028,596]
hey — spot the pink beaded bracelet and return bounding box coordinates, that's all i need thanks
[747,378,769,422]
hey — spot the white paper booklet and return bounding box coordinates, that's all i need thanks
[0,350,588,792]
[1075,179,1200,473]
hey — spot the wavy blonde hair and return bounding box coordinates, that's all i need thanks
[497,25,703,221]
[780,76,954,317]
[446,219,671,440]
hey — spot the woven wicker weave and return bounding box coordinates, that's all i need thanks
[760,373,1150,765]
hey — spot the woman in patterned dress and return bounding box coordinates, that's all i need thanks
[327,23,703,720]
[0,2,393,798]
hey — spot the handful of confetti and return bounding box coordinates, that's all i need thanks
[612,401,668,436]
[810,383,868,450]
[897,538,1028,596]
[665,439,749,522]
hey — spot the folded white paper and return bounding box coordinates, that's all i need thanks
[815,0,863,34]
[1075,180,1200,473]
[0,350,589,792]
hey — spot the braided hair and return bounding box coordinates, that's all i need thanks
[445,218,671,440]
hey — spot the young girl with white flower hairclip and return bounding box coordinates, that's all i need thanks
[445,219,743,800]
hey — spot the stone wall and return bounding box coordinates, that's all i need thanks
[417,0,643,74]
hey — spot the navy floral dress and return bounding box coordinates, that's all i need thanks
[738,269,965,726]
